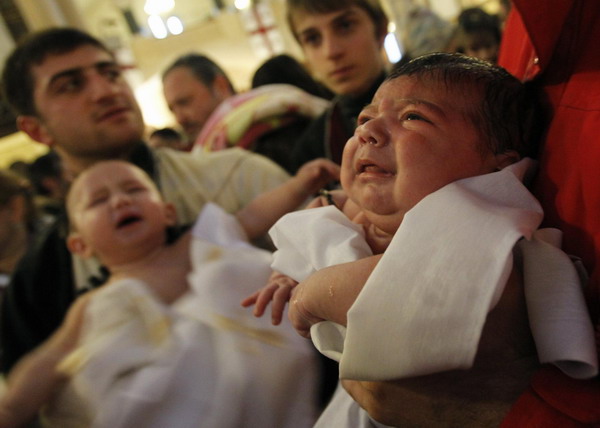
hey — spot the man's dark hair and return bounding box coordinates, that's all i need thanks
[286,0,388,42]
[389,52,544,159]
[27,150,62,197]
[457,7,501,44]
[1,27,112,117]
[162,53,235,94]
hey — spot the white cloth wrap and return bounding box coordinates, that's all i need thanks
[56,203,318,428]
[518,228,598,379]
[270,205,373,282]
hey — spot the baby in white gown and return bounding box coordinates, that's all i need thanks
[0,157,339,428]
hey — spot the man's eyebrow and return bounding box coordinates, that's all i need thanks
[47,60,118,88]
[297,8,357,38]
[331,9,358,25]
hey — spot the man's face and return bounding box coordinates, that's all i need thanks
[341,76,501,234]
[461,32,499,64]
[163,66,227,142]
[27,45,145,162]
[68,161,175,266]
[292,6,386,97]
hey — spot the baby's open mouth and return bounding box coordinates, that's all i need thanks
[116,215,142,228]
[359,163,392,175]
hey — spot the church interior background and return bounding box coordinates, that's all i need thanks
[0,0,500,167]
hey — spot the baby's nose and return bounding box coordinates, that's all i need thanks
[357,120,388,147]
[358,129,386,147]
[111,192,131,208]
[362,135,379,145]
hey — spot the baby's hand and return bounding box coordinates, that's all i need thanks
[294,158,340,196]
[241,271,299,325]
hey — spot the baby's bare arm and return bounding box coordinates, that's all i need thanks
[236,158,340,239]
[0,295,89,427]
[288,255,381,337]
[241,271,298,325]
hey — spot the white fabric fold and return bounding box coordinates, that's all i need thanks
[270,205,373,282]
[518,228,598,379]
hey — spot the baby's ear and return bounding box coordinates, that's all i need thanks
[164,202,178,227]
[496,150,520,170]
[67,233,94,259]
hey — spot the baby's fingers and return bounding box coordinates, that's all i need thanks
[253,284,280,317]
[270,286,294,325]
[240,291,260,308]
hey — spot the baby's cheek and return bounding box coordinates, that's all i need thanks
[339,166,353,192]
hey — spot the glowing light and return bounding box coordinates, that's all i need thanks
[144,0,174,15]
[148,15,167,39]
[384,32,402,64]
[234,0,251,11]
[166,16,183,35]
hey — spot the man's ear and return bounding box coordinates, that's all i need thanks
[496,150,521,170]
[67,233,94,259]
[211,74,235,99]
[16,115,53,146]
[164,202,178,227]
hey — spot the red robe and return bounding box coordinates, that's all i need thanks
[498,1,600,425]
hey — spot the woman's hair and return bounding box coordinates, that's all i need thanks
[286,0,388,41]
[389,53,544,159]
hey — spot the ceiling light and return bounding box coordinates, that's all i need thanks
[144,0,174,16]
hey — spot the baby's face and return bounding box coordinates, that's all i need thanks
[67,161,176,264]
[341,75,501,233]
